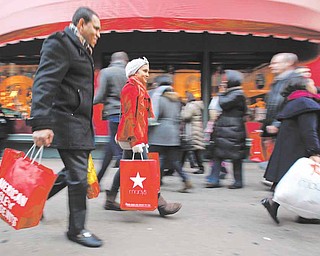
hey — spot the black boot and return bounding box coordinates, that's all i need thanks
[219,166,227,179]
[228,161,243,189]
[104,190,122,211]
[261,198,280,224]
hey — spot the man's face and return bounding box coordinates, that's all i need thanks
[79,14,101,48]
[269,55,291,75]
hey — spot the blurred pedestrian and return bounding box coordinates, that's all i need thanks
[27,7,103,247]
[181,91,206,174]
[93,51,128,183]
[105,57,182,216]
[205,70,247,189]
[259,53,298,186]
[261,74,320,224]
[148,75,193,192]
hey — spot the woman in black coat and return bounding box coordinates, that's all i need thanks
[262,75,320,224]
[205,70,247,189]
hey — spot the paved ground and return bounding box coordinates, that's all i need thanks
[0,159,319,256]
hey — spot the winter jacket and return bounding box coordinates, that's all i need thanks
[264,96,320,183]
[27,27,95,150]
[212,86,247,160]
[116,76,154,147]
[181,100,206,150]
[261,70,296,136]
[148,88,182,146]
[93,61,127,117]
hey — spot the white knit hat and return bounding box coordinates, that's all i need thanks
[125,57,149,78]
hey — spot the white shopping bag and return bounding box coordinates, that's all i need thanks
[273,157,320,219]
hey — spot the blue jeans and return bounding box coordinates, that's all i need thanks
[206,159,222,184]
[98,115,123,183]
[206,158,242,185]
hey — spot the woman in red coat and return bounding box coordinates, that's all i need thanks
[105,57,182,217]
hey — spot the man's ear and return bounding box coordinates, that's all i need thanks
[77,18,85,32]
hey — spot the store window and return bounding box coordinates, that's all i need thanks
[0,63,37,134]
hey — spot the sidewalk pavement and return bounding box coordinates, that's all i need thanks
[1,159,319,256]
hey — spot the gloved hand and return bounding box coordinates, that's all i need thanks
[132,143,145,153]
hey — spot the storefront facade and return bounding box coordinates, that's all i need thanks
[1,0,320,156]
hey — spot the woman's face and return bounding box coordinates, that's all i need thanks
[135,64,149,85]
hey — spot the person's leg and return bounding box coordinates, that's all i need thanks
[228,159,243,189]
[104,149,133,211]
[58,149,102,247]
[181,150,187,167]
[47,168,68,199]
[193,150,204,174]
[205,158,222,188]
[165,147,192,192]
[58,149,89,234]
[97,120,122,182]
[187,151,197,168]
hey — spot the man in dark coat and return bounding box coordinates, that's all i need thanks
[27,7,102,247]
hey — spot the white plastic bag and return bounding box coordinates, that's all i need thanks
[273,157,320,219]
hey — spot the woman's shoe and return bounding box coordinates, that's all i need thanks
[296,216,320,224]
[228,183,243,189]
[178,180,193,193]
[261,198,280,224]
[205,182,221,188]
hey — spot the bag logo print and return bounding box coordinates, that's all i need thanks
[130,172,146,189]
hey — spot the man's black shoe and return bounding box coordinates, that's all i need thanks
[66,230,103,247]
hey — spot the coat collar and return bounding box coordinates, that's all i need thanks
[64,27,94,64]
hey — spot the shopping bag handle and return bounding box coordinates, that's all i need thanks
[24,144,44,165]
[132,152,144,160]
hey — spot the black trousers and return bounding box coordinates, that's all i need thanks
[49,149,90,235]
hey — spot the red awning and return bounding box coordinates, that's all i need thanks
[1,0,320,46]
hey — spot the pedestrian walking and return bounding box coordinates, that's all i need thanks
[27,7,103,247]
[105,57,182,216]
[93,51,128,183]
[148,75,193,192]
[261,74,320,225]
[180,91,206,174]
[205,70,247,189]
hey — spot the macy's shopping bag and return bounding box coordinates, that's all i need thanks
[0,145,57,230]
[120,153,160,211]
[273,157,320,219]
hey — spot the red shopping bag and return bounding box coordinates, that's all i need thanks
[120,153,160,211]
[0,146,57,230]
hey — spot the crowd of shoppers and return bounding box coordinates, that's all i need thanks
[3,4,319,248]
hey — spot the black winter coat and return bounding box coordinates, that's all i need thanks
[27,27,95,150]
[264,97,320,183]
[212,87,247,160]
